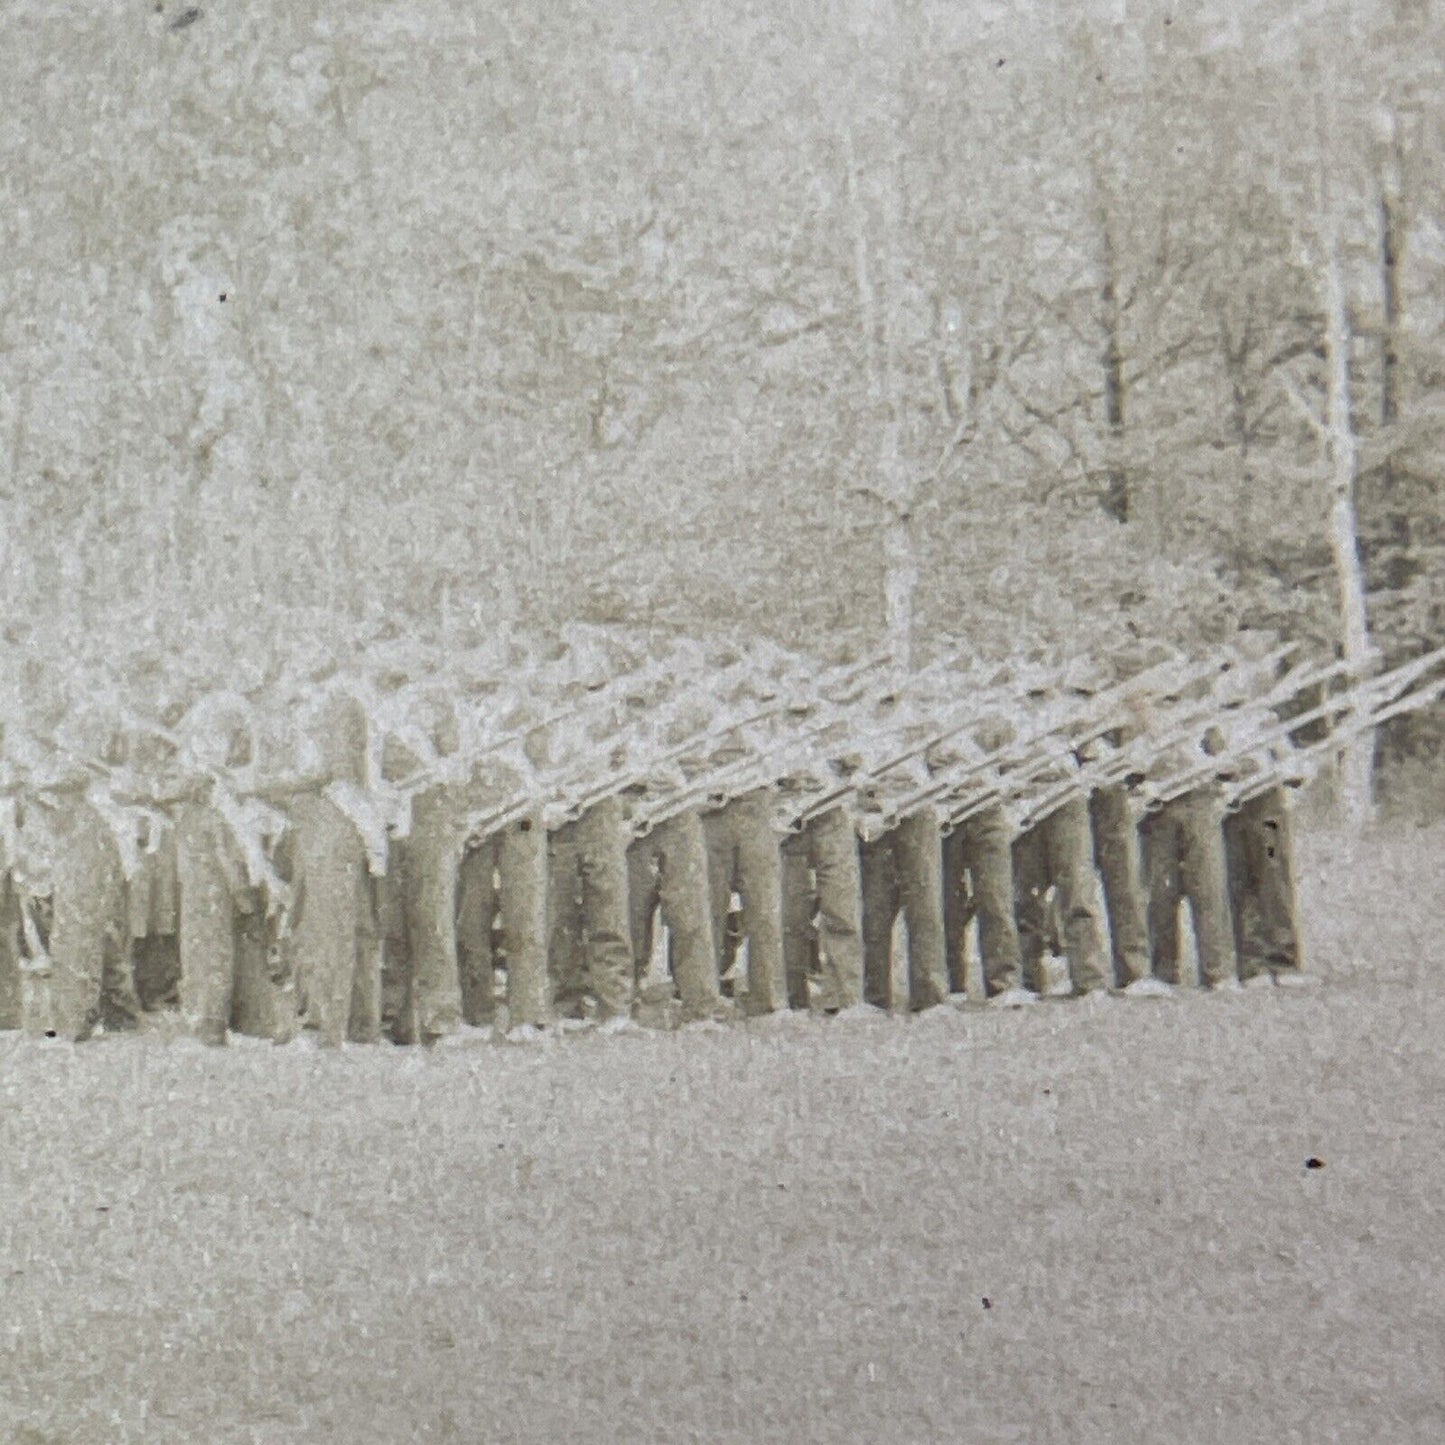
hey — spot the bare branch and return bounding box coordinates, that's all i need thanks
[1276,370,1327,440]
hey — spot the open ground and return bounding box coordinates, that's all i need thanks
[2,824,1443,1444]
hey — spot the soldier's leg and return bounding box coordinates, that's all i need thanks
[457,841,498,1025]
[1042,797,1110,995]
[940,826,973,996]
[1222,807,1256,979]
[701,810,737,988]
[291,797,366,1048]
[808,807,866,1012]
[346,869,385,1044]
[1142,808,1185,985]
[497,813,551,1028]
[575,798,637,1020]
[1233,788,1303,975]
[780,832,816,1010]
[547,823,588,1018]
[50,806,132,1041]
[1011,824,1050,994]
[230,893,277,1039]
[1177,792,1239,988]
[895,811,949,1011]
[858,832,897,1011]
[626,834,662,983]
[730,792,786,1015]
[1090,785,1152,987]
[377,852,415,1044]
[405,807,466,1044]
[0,878,23,1029]
[652,811,722,1020]
[175,806,237,1044]
[955,806,1026,997]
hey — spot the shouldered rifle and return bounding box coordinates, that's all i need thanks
[457,652,892,841]
[874,648,1249,831]
[562,653,892,827]
[1150,645,1445,809]
[632,681,888,837]
[1013,648,1339,830]
[1226,668,1445,813]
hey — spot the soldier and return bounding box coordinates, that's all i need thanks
[626,776,730,1025]
[1070,648,1180,998]
[543,686,642,1030]
[695,671,794,1020]
[172,693,292,1045]
[849,691,951,1014]
[277,685,385,1046]
[1137,688,1241,993]
[935,713,1036,1009]
[452,696,554,1039]
[1217,636,1314,988]
[1009,666,1113,1000]
[777,763,867,1015]
[21,705,143,1040]
[373,681,480,1045]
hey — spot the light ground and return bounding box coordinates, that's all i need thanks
[2,826,1443,1444]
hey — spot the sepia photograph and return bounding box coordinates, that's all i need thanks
[1,0,1443,1440]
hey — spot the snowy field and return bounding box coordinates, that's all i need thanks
[2,825,1443,1445]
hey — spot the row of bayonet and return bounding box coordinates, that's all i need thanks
[2,637,1443,886]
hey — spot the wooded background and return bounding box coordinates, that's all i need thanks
[3,0,1442,805]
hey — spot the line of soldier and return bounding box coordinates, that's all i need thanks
[1,629,1440,1045]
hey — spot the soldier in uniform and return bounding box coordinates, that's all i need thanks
[936,717,1036,1008]
[1217,636,1314,987]
[1137,689,1241,993]
[278,686,385,1046]
[544,687,641,1029]
[173,693,292,1044]
[25,706,143,1040]
[452,694,554,1038]
[699,718,788,1018]
[626,789,729,1025]
[1009,667,1113,999]
[777,763,867,1015]
[1077,653,1175,997]
[851,692,951,1014]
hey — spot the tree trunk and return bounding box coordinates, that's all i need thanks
[1321,234,1377,824]
[1376,106,1413,585]
[1100,216,1129,523]
[883,511,916,676]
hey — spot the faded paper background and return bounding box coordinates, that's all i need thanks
[2,0,1444,1440]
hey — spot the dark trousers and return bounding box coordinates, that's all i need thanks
[860,811,949,1011]
[702,791,785,1014]
[780,806,865,1011]
[627,810,722,1019]
[1223,786,1303,977]
[40,799,140,1040]
[287,794,382,1046]
[454,811,552,1028]
[942,803,1024,997]
[548,798,635,1019]
[1089,784,1152,987]
[1141,791,1238,987]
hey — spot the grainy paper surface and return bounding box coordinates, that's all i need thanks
[2,1,1443,1440]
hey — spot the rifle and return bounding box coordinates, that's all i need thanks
[1149,645,1445,809]
[451,649,892,839]
[630,690,879,837]
[774,653,1080,832]
[878,647,1258,831]
[1225,668,1445,813]
[557,652,892,827]
[1008,647,1342,831]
